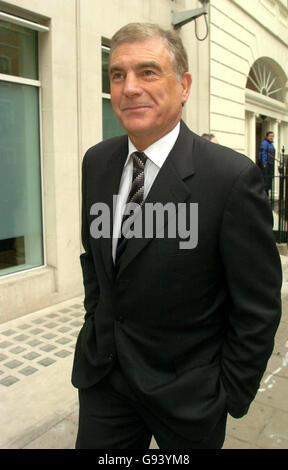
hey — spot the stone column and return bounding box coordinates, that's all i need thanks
[270,119,280,199]
[246,111,256,162]
[279,121,288,157]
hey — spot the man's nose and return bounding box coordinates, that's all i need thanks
[123,72,142,96]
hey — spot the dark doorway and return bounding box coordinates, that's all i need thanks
[256,121,263,164]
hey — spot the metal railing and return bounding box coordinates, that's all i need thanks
[269,146,288,243]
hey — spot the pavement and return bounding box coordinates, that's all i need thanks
[0,252,288,450]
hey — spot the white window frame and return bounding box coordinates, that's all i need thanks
[0,11,49,32]
[102,44,111,100]
[0,12,49,277]
[102,44,112,139]
[0,73,40,87]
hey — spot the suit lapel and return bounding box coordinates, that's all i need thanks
[116,121,196,277]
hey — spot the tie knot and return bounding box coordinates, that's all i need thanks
[132,151,147,170]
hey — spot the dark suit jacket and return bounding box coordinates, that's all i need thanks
[72,120,282,441]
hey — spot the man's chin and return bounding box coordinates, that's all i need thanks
[121,121,155,136]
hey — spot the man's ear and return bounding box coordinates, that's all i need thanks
[181,72,192,105]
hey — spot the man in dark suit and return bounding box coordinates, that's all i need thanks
[72,23,282,449]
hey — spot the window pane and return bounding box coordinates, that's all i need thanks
[0,81,43,276]
[0,20,38,79]
[102,47,110,94]
[102,98,125,140]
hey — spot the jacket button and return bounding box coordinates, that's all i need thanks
[108,353,114,361]
[117,316,124,324]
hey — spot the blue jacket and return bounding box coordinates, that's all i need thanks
[258,139,275,166]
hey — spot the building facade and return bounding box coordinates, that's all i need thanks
[210,0,288,158]
[0,0,287,322]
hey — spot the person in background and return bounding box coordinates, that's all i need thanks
[258,131,275,195]
[201,133,219,144]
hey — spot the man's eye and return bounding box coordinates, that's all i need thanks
[142,69,156,78]
[111,72,124,81]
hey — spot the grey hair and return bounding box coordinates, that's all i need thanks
[110,23,189,81]
[201,133,216,141]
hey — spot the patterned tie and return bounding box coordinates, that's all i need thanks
[115,151,147,269]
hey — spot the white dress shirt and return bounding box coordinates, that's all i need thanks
[112,122,180,262]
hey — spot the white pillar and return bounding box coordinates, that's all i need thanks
[279,121,288,156]
[246,111,256,161]
[270,119,279,159]
[270,119,280,199]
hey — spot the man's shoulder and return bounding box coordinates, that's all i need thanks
[84,134,128,162]
[261,139,269,148]
[181,120,249,155]
[178,121,256,179]
[192,132,254,171]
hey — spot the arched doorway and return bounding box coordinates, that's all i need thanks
[245,58,288,237]
[247,58,285,101]
[245,57,288,164]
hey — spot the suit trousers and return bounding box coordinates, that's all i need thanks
[75,360,227,449]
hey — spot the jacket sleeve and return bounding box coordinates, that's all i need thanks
[261,140,269,165]
[80,153,100,321]
[219,162,282,418]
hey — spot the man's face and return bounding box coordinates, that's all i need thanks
[267,133,274,143]
[109,38,192,149]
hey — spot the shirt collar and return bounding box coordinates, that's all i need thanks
[125,122,180,169]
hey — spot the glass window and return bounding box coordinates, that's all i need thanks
[0,20,38,79]
[102,97,125,141]
[101,44,125,140]
[102,46,110,94]
[0,21,43,276]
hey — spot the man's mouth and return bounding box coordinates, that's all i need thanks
[121,105,151,111]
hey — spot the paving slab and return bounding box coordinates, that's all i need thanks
[256,409,288,449]
[0,297,82,449]
[224,401,275,445]
[23,410,79,450]
[223,435,262,449]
